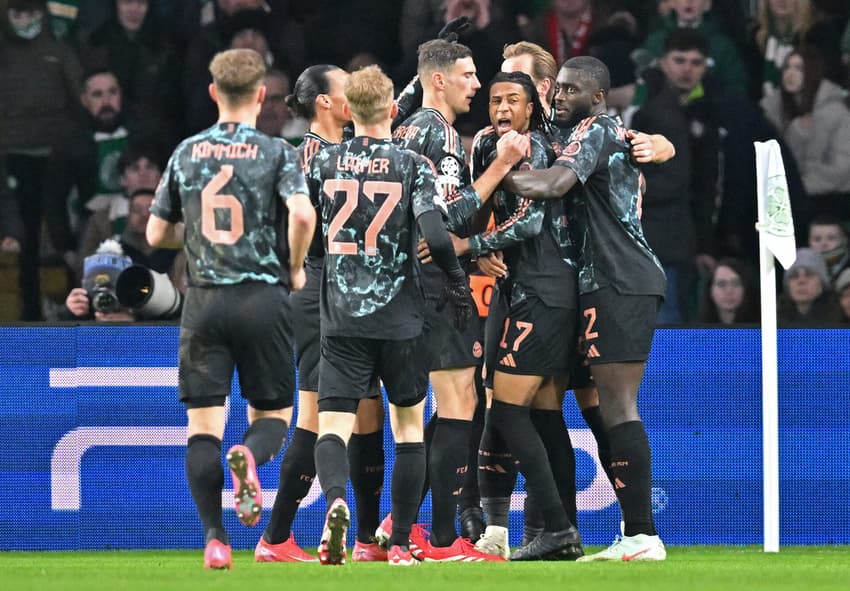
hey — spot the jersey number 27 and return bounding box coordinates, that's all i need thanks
[324,179,401,256]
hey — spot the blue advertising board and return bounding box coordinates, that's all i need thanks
[0,326,848,550]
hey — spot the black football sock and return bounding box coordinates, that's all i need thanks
[429,418,473,547]
[264,427,316,544]
[581,405,613,483]
[243,417,288,466]
[531,409,577,526]
[458,391,485,512]
[389,442,426,548]
[522,493,544,544]
[478,410,516,528]
[314,434,349,506]
[488,400,571,532]
[608,420,656,537]
[419,413,438,504]
[348,431,385,543]
[186,434,228,544]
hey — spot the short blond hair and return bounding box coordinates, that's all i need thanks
[344,65,394,125]
[503,41,558,86]
[209,49,266,106]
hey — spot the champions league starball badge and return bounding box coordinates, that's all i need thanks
[439,156,460,178]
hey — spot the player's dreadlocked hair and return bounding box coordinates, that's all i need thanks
[488,71,551,135]
[285,64,343,120]
[563,56,611,94]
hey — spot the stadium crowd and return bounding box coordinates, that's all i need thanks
[2,0,850,324]
[3,0,850,570]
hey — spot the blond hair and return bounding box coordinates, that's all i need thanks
[208,49,267,106]
[756,0,812,50]
[502,41,558,86]
[344,65,394,125]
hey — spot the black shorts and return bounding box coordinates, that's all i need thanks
[579,286,660,365]
[290,263,322,392]
[482,283,508,389]
[494,296,574,377]
[422,297,483,371]
[319,334,426,411]
[179,283,295,409]
[567,307,594,390]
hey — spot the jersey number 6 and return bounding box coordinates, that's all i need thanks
[324,179,401,256]
[202,164,244,245]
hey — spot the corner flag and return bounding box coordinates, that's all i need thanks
[753,139,796,554]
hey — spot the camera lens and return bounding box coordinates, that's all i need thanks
[91,289,118,313]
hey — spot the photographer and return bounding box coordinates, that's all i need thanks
[61,188,185,321]
[64,239,135,321]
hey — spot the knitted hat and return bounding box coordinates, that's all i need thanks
[784,248,831,290]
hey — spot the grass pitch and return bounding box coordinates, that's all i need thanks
[3,546,849,591]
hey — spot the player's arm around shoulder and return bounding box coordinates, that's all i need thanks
[627,130,675,164]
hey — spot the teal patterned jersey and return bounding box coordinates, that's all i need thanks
[307,136,440,339]
[299,131,333,265]
[393,107,478,299]
[152,122,308,287]
[469,127,577,309]
[553,114,666,296]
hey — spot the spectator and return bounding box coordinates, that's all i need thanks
[292,0,401,71]
[835,267,850,323]
[641,0,749,97]
[63,239,136,322]
[443,0,520,138]
[223,8,278,66]
[632,29,721,323]
[77,143,163,259]
[256,69,308,143]
[760,47,850,216]
[698,258,760,324]
[182,0,305,133]
[42,69,170,280]
[751,0,843,98]
[585,23,640,127]
[0,138,24,256]
[806,215,850,284]
[519,0,617,66]
[0,0,83,320]
[778,247,843,326]
[76,0,182,131]
[62,189,184,321]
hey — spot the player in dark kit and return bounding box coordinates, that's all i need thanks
[456,71,583,561]
[487,41,676,553]
[307,65,474,566]
[386,38,523,562]
[146,49,316,570]
[502,56,668,562]
[256,65,388,564]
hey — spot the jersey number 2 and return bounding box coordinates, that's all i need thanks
[202,164,244,244]
[324,179,401,256]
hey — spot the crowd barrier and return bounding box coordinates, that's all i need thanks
[1,325,848,550]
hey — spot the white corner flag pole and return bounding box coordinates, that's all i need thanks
[754,140,797,553]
